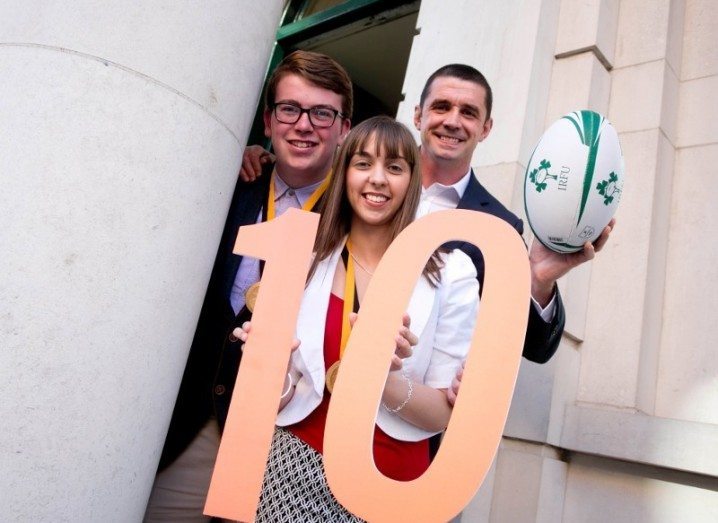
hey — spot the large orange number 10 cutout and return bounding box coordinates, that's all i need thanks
[205,208,530,522]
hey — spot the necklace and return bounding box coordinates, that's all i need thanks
[349,251,374,276]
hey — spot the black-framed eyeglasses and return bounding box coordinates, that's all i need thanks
[272,102,344,128]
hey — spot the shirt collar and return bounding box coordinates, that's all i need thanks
[273,170,326,208]
[452,168,473,199]
[423,168,473,199]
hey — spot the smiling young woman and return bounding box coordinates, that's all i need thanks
[234,116,479,522]
[344,134,412,235]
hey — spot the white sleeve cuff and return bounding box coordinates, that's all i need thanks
[531,293,556,322]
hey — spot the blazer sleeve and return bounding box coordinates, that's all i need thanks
[523,288,565,363]
[510,216,566,364]
[424,250,479,388]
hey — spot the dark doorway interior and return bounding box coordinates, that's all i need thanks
[248,0,420,145]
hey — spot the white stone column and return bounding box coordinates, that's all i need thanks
[0,2,283,520]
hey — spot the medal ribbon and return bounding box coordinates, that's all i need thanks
[248,170,331,311]
[340,242,358,358]
[266,170,332,220]
[339,244,359,359]
[325,242,361,393]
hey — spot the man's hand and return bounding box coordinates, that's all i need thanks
[239,145,275,182]
[529,218,615,306]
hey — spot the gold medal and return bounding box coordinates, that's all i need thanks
[244,282,260,312]
[325,361,341,394]
[245,172,329,315]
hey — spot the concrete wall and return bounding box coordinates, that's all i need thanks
[399,0,718,520]
[0,2,283,520]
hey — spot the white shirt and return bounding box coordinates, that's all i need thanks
[418,169,556,320]
[416,169,473,218]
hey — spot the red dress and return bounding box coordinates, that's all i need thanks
[288,293,430,481]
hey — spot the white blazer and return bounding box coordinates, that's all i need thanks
[276,242,479,441]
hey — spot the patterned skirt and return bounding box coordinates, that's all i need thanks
[255,427,365,523]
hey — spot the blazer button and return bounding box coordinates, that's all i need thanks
[214,385,226,396]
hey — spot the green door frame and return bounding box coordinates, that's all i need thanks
[247,0,419,146]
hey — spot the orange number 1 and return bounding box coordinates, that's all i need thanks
[204,208,319,522]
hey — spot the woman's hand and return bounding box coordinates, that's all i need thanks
[232,321,300,353]
[348,312,417,371]
[231,320,252,346]
[392,313,418,371]
[231,321,301,410]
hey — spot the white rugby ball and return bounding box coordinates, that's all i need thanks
[523,110,624,253]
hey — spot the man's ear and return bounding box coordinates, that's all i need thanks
[413,105,422,131]
[479,117,493,142]
[263,109,272,139]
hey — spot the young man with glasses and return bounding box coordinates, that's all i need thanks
[144,50,352,522]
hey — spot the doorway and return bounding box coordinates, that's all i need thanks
[248,0,421,144]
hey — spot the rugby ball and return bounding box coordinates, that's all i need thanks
[524,110,624,253]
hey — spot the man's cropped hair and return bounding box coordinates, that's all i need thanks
[420,64,493,119]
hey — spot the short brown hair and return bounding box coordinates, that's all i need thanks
[264,50,354,121]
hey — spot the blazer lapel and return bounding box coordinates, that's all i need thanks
[457,169,492,211]
[442,170,490,252]
[218,167,272,301]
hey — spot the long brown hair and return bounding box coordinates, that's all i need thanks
[309,115,442,285]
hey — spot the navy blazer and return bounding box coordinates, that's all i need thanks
[447,171,565,363]
[158,166,274,471]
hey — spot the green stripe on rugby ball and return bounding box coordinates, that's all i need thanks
[523,110,624,254]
